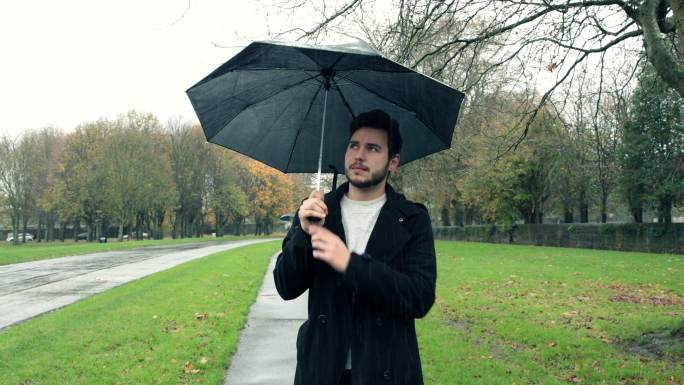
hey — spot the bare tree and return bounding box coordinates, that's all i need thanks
[265,0,682,155]
[273,0,682,94]
[0,137,31,244]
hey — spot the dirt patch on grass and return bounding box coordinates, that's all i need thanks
[602,283,684,307]
[437,300,475,331]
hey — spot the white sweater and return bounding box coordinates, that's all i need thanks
[340,193,387,369]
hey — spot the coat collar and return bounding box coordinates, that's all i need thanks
[325,182,418,216]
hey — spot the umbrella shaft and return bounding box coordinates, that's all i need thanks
[316,88,329,191]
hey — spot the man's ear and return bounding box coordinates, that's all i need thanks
[389,153,400,172]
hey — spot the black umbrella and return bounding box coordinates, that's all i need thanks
[186,40,464,189]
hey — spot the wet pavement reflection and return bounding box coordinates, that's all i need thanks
[0,239,274,330]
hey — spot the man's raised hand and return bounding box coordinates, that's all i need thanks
[298,189,328,234]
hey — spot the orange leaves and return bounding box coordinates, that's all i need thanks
[244,158,298,218]
[182,360,201,374]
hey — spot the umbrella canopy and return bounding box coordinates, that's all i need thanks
[186,40,464,174]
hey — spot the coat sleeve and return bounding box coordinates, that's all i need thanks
[342,209,436,319]
[273,212,315,300]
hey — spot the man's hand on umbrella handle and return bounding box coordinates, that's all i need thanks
[299,190,327,234]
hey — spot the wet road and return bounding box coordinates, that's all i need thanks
[0,239,276,330]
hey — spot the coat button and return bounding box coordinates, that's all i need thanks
[318,314,327,324]
[375,317,383,326]
[383,369,392,380]
[398,217,404,223]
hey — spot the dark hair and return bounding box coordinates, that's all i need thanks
[349,109,402,157]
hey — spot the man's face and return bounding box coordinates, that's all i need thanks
[344,127,399,189]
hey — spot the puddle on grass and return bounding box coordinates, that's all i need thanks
[623,324,684,361]
[446,317,475,331]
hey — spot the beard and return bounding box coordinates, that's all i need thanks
[345,162,390,189]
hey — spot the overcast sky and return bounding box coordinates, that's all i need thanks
[0,0,299,138]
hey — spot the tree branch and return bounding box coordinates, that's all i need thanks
[298,0,363,40]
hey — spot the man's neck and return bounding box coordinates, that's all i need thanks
[346,181,387,201]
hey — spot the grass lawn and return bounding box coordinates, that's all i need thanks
[418,241,684,385]
[0,234,281,266]
[0,241,280,385]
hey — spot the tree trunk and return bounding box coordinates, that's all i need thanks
[118,219,124,241]
[658,196,673,224]
[216,210,225,237]
[537,199,544,224]
[47,212,54,242]
[564,208,574,223]
[453,200,464,227]
[601,188,609,223]
[158,210,165,240]
[580,203,589,223]
[640,0,684,98]
[441,202,451,226]
[22,217,28,244]
[11,213,18,245]
[59,221,65,242]
[37,217,43,243]
[465,205,475,225]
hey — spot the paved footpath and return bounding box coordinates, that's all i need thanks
[0,239,274,330]
[222,253,307,385]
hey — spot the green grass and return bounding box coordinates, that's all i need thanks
[0,241,279,385]
[418,241,684,385]
[0,234,281,266]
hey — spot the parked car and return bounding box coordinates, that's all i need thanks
[76,232,89,240]
[6,233,34,242]
[122,232,149,240]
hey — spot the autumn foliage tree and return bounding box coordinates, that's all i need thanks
[242,159,298,235]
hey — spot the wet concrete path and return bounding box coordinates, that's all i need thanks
[222,253,307,385]
[0,239,275,330]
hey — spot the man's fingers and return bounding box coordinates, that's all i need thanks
[303,197,327,214]
[310,234,327,247]
[310,225,332,238]
[313,200,328,214]
[302,209,325,219]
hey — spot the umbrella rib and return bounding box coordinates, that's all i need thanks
[335,72,442,143]
[205,72,321,142]
[284,83,325,172]
[331,77,355,118]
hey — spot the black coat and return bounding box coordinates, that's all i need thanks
[273,183,437,385]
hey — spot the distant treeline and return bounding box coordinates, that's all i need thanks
[388,65,683,228]
[0,111,307,243]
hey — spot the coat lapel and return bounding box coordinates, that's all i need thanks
[364,188,412,264]
[325,184,347,244]
[327,182,413,264]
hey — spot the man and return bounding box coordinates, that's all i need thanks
[274,109,436,385]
